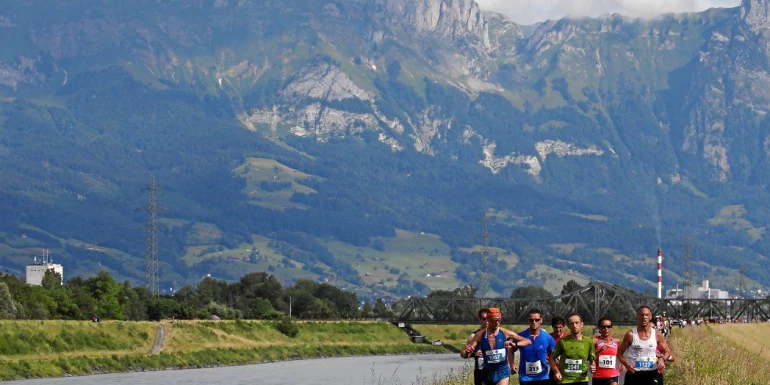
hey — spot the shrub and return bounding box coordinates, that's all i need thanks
[274,316,299,338]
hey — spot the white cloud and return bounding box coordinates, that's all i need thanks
[476,0,740,25]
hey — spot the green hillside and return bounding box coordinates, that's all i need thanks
[0,0,769,298]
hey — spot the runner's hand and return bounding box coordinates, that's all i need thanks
[590,361,597,373]
[475,350,482,358]
[554,372,562,381]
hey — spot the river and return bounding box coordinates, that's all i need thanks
[3,354,467,385]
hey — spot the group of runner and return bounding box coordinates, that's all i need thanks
[460,306,673,385]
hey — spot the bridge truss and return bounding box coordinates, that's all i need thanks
[396,282,770,324]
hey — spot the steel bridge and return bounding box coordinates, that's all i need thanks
[396,282,770,324]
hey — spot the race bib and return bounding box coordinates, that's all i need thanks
[634,359,656,370]
[564,358,583,373]
[484,348,506,364]
[598,355,616,369]
[525,360,543,375]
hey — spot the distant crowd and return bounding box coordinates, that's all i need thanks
[461,305,674,385]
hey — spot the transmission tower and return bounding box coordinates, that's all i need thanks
[682,238,692,298]
[739,264,746,299]
[144,176,159,297]
[479,213,490,297]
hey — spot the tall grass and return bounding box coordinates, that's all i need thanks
[0,320,154,358]
[668,325,770,385]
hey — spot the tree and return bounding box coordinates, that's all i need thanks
[561,280,583,295]
[41,270,62,290]
[147,296,180,321]
[511,285,552,299]
[85,271,126,320]
[0,282,17,319]
[361,302,374,318]
[249,244,260,264]
[373,299,393,318]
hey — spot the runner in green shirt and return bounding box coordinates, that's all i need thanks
[549,312,596,385]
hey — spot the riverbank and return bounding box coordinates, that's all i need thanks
[0,320,447,381]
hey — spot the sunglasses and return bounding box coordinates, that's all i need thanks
[528,318,542,322]
[490,318,502,322]
[479,317,488,321]
[599,325,613,329]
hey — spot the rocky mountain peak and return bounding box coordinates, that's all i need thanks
[373,0,490,48]
[742,0,770,30]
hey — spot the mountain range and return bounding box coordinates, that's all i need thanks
[1,0,770,298]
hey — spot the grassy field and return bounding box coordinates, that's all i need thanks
[233,157,319,210]
[0,320,445,381]
[327,229,463,292]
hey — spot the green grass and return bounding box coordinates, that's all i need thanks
[0,320,445,381]
[233,157,320,210]
[327,229,462,291]
[709,204,766,242]
[0,321,156,359]
[667,324,770,385]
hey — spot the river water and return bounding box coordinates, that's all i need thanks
[4,354,467,385]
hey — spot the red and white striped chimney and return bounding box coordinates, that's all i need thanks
[657,249,663,299]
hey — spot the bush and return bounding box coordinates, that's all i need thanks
[274,316,299,338]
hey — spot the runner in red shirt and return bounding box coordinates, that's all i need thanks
[548,316,568,385]
[592,317,621,385]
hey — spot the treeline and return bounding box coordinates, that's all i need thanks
[0,271,394,321]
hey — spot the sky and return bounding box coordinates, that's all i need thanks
[475,0,741,25]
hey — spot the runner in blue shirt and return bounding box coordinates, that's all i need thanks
[518,308,556,385]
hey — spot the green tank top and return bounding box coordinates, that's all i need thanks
[551,335,596,384]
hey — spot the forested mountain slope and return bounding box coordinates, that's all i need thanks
[1,0,770,297]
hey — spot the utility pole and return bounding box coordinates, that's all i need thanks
[739,264,746,299]
[479,213,490,297]
[144,176,159,297]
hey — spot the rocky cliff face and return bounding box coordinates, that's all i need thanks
[743,0,770,31]
[373,0,489,48]
[5,0,770,184]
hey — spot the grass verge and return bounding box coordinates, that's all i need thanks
[667,324,770,385]
[0,320,445,381]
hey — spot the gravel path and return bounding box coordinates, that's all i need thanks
[151,323,165,354]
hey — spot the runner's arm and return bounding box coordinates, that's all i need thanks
[461,332,482,358]
[550,341,563,380]
[502,328,532,348]
[656,331,670,370]
[616,331,636,373]
[588,337,597,373]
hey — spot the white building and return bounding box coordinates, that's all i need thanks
[25,252,63,286]
[666,280,729,300]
